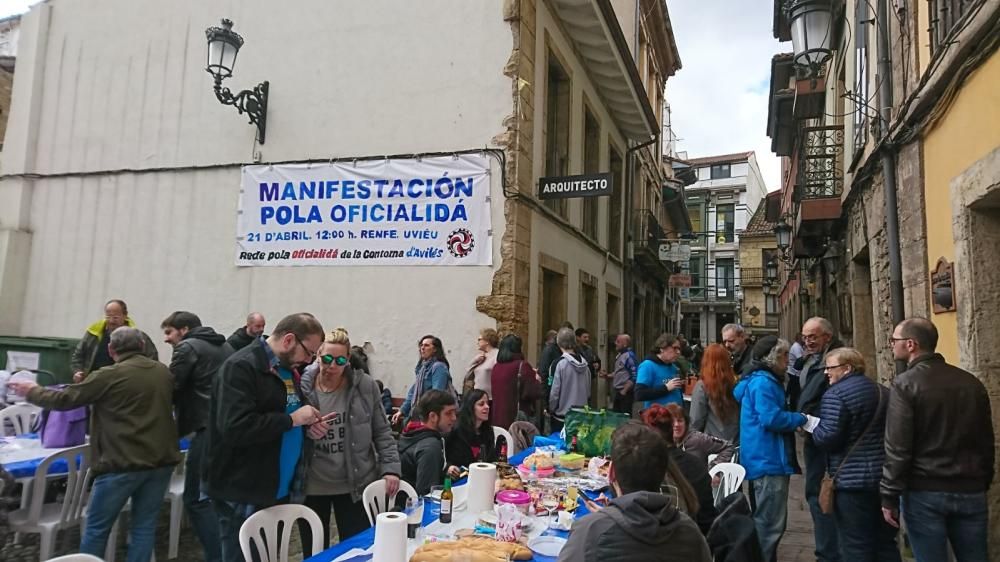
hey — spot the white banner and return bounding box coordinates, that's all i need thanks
[237,155,492,266]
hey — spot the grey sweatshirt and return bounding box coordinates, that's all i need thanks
[549,352,591,417]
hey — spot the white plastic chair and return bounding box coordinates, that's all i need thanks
[361,479,419,526]
[493,426,516,455]
[165,451,186,559]
[707,453,718,466]
[239,504,323,562]
[709,462,746,506]
[0,402,41,435]
[46,554,105,561]
[7,445,92,561]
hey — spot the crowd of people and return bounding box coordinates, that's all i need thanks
[2,299,995,562]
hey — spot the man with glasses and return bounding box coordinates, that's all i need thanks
[71,299,158,382]
[797,317,842,562]
[205,312,326,562]
[881,318,994,562]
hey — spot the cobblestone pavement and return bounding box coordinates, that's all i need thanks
[777,471,816,562]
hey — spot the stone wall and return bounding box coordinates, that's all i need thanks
[478,0,537,337]
[896,141,931,317]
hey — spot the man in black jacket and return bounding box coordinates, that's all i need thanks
[226,312,266,351]
[399,390,457,495]
[559,423,711,561]
[162,311,232,562]
[881,317,994,562]
[205,313,325,562]
[721,323,751,377]
[797,317,842,562]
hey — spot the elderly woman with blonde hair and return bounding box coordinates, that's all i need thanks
[812,347,900,562]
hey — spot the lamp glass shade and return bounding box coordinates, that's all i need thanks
[205,19,244,79]
[788,0,833,69]
[766,261,779,280]
[774,223,793,249]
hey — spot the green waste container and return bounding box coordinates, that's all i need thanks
[0,336,81,385]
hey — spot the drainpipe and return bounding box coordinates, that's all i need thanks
[876,0,906,349]
[623,134,660,336]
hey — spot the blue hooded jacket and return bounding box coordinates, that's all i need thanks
[733,366,806,481]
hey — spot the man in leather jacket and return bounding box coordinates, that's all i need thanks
[881,317,994,562]
[162,311,232,562]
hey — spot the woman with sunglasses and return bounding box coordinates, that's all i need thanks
[298,328,401,556]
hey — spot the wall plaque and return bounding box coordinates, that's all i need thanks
[930,257,956,314]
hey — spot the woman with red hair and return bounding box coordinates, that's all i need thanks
[690,343,741,443]
[642,404,718,535]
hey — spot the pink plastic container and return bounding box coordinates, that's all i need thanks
[495,490,532,514]
[517,464,555,479]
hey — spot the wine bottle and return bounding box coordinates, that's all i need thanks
[498,442,509,464]
[440,477,453,523]
[570,435,578,454]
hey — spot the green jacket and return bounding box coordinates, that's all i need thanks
[27,352,181,475]
[71,318,158,375]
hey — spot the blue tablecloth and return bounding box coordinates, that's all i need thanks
[306,433,595,562]
[2,435,191,479]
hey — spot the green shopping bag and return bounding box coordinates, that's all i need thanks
[563,407,630,457]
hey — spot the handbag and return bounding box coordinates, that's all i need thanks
[819,385,884,514]
[34,386,88,448]
[563,407,630,457]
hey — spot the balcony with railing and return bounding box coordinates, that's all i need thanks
[793,124,844,244]
[741,267,764,287]
[632,209,666,270]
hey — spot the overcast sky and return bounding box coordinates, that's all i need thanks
[2,1,783,190]
[666,0,784,191]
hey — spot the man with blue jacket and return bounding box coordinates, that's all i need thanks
[733,335,806,562]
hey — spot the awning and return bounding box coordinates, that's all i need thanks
[547,0,659,141]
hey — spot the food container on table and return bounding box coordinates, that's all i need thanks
[495,489,532,515]
[557,453,586,471]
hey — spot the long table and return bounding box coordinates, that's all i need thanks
[305,444,594,562]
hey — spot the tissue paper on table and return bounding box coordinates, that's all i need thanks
[494,503,523,543]
[587,457,609,479]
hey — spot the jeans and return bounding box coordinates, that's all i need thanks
[299,493,371,557]
[902,490,989,562]
[81,465,174,562]
[833,490,901,562]
[550,416,564,433]
[803,438,841,561]
[215,500,260,562]
[185,431,221,562]
[612,389,634,415]
[750,475,789,562]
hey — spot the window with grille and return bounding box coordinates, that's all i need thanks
[928,0,978,54]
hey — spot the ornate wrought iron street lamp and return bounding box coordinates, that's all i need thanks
[784,0,835,79]
[774,220,793,262]
[205,19,269,143]
[766,259,779,282]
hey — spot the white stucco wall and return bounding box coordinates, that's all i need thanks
[1,0,512,396]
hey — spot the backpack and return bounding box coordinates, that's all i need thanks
[33,386,88,448]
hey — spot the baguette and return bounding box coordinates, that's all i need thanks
[410,536,532,561]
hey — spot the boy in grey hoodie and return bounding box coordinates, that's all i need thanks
[559,423,711,562]
[548,328,591,431]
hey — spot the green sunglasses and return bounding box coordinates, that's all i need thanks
[320,354,349,366]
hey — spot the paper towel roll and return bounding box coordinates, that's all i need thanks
[467,462,498,514]
[372,511,407,562]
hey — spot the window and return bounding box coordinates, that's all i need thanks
[541,267,567,337]
[544,49,571,218]
[582,107,601,241]
[688,256,705,299]
[710,164,731,179]
[929,0,977,54]
[716,204,735,244]
[688,200,705,245]
[853,0,869,156]
[716,258,735,298]
[609,146,623,257]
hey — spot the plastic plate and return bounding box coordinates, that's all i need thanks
[528,536,567,557]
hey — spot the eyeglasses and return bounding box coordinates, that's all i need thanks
[823,364,846,371]
[321,354,349,367]
[803,334,823,341]
[888,336,911,343]
[295,336,317,362]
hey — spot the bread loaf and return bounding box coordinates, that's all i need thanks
[410,536,532,561]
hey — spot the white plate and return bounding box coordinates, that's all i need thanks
[528,536,567,557]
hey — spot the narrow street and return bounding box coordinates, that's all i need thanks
[777,472,815,562]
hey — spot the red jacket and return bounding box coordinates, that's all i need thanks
[490,356,542,429]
